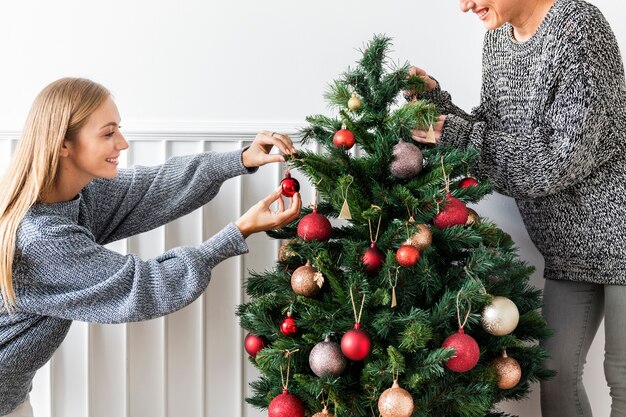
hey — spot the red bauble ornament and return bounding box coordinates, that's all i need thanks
[433,193,469,228]
[280,172,300,197]
[362,242,386,276]
[280,313,298,337]
[341,323,372,361]
[395,244,420,268]
[459,177,479,189]
[297,209,332,241]
[442,329,480,372]
[244,333,268,357]
[268,389,305,417]
[333,128,356,150]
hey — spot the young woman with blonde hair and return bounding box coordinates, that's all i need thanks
[0,77,302,416]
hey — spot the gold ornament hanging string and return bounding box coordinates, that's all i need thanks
[349,287,366,325]
[456,290,472,330]
[280,348,300,390]
[368,205,383,244]
[339,175,354,220]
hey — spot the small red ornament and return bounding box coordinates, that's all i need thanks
[297,209,332,241]
[341,323,372,361]
[395,244,420,268]
[362,242,386,276]
[280,171,300,197]
[268,389,305,417]
[442,329,480,372]
[459,177,479,189]
[244,333,268,357]
[433,193,469,229]
[333,127,356,150]
[280,312,298,337]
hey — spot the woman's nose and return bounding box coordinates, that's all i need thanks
[459,0,476,13]
[117,133,129,151]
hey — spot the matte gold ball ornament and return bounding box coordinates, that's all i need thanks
[378,380,415,417]
[291,261,324,297]
[492,350,522,389]
[481,296,520,336]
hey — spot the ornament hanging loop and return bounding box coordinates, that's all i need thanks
[349,287,366,324]
[456,290,472,330]
[368,205,383,244]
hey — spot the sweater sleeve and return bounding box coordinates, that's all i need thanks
[439,18,622,199]
[85,149,255,244]
[15,223,248,323]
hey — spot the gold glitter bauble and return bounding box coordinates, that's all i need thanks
[409,224,432,252]
[278,240,296,262]
[378,380,415,417]
[481,296,520,336]
[291,261,324,297]
[492,351,522,389]
[466,208,481,225]
[312,406,334,417]
[348,92,362,111]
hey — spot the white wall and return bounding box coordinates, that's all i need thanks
[0,1,624,416]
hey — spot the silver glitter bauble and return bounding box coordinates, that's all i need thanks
[481,296,520,336]
[378,380,415,417]
[389,142,424,179]
[309,336,347,377]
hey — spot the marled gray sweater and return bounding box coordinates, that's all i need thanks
[0,149,253,414]
[426,0,626,284]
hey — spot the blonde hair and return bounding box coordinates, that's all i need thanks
[0,78,110,311]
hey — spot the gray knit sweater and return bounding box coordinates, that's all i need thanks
[0,149,253,414]
[425,0,626,284]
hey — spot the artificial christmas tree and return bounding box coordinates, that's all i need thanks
[238,36,552,417]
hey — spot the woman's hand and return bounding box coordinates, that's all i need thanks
[235,187,302,238]
[407,66,438,93]
[241,131,297,168]
[411,115,446,144]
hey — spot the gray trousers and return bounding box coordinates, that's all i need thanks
[540,279,626,417]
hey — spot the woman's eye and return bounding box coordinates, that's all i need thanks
[105,131,115,137]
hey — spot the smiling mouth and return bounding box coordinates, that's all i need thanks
[475,8,489,19]
[106,157,119,165]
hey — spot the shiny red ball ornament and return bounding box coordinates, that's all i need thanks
[244,333,268,357]
[280,313,298,337]
[442,329,480,372]
[341,323,372,361]
[280,172,300,197]
[333,128,356,150]
[297,209,332,241]
[268,389,305,417]
[395,244,420,268]
[433,193,469,229]
[362,242,386,276]
[459,177,479,189]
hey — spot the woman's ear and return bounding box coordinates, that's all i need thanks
[59,140,70,158]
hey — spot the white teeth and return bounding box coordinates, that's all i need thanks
[106,158,118,163]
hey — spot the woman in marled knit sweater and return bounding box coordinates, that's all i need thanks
[411,0,626,416]
[0,78,302,416]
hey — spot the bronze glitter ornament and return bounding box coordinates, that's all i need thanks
[492,350,522,389]
[309,336,347,377]
[378,380,415,417]
[409,224,432,252]
[291,261,324,297]
[466,207,481,225]
[481,296,520,336]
